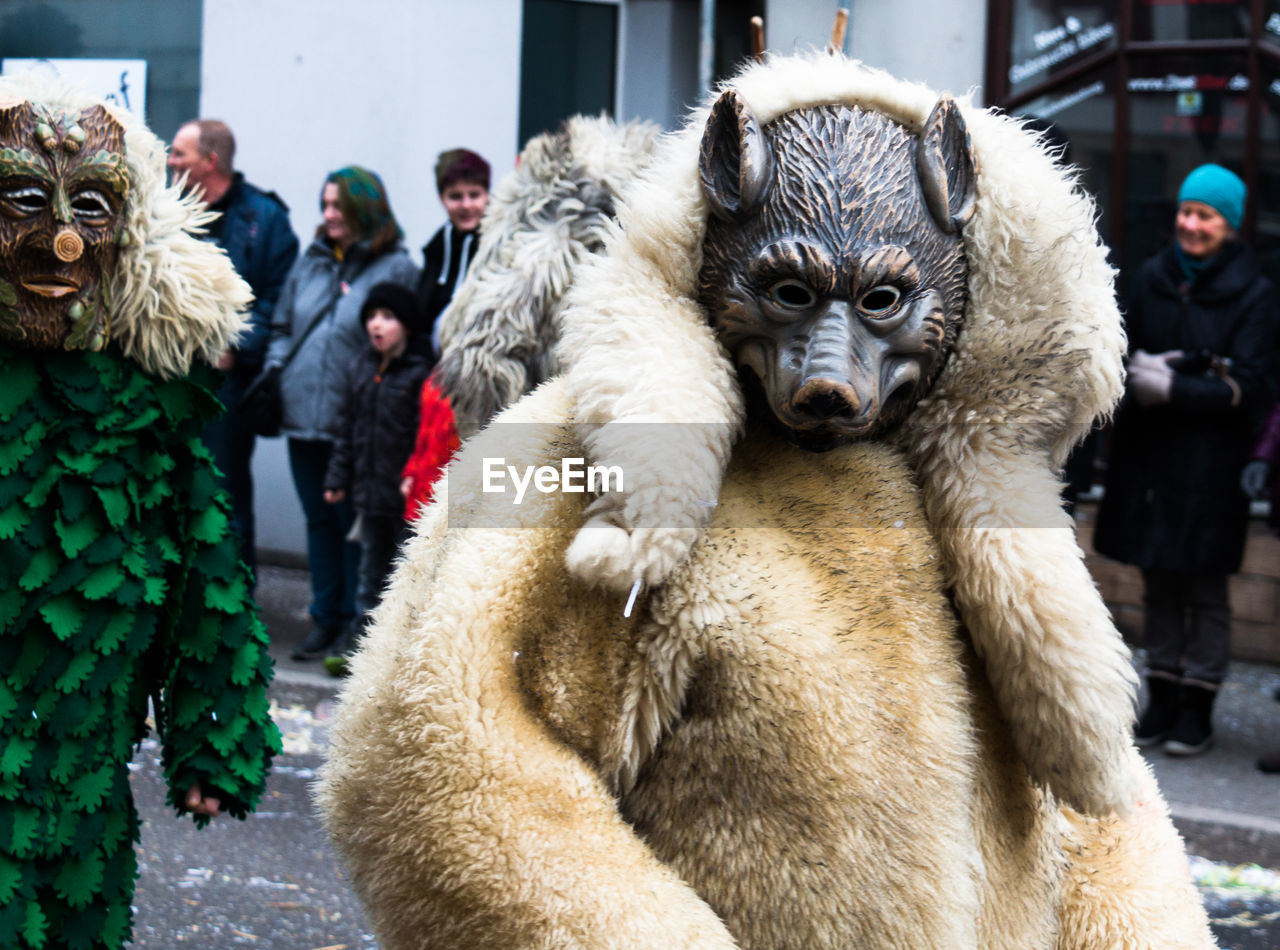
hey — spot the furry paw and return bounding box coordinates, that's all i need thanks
[566,517,700,593]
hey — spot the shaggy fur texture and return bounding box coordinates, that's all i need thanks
[0,72,250,377]
[557,52,1136,818]
[433,115,659,437]
[319,374,1213,949]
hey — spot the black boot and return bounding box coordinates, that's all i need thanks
[1163,681,1217,756]
[1259,748,1280,774]
[291,621,344,661]
[1134,672,1181,747]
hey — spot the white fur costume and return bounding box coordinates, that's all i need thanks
[560,51,1137,819]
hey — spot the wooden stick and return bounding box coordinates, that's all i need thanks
[829,8,849,53]
[750,16,765,61]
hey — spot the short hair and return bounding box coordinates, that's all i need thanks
[434,148,490,193]
[320,165,403,256]
[190,119,236,176]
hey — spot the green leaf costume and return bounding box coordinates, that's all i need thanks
[0,347,280,948]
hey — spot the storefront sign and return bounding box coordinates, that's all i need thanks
[1010,21,1116,85]
[0,59,146,117]
[1128,73,1249,91]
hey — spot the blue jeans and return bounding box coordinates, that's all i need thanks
[288,438,359,630]
[203,371,257,583]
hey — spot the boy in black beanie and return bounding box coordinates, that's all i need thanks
[322,281,431,674]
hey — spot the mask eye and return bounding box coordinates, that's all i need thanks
[857,285,902,317]
[71,189,113,224]
[1,185,49,217]
[769,279,817,310]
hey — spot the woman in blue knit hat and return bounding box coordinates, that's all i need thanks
[1095,163,1280,758]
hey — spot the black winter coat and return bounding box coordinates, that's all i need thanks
[207,174,300,377]
[416,222,480,354]
[324,348,431,518]
[1094,243,1280,573]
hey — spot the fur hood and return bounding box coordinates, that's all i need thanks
[556,52,1136,817]
[0,71,251,379]
[434,115,659,437]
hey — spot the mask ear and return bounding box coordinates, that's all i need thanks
[699,89,774,222]
[0,99,33,147]
[916,95,977,234]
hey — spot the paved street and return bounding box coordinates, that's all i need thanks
[128,682,374,948]
[118,564,1280,949]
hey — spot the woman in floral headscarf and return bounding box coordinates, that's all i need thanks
[266,166,419,661]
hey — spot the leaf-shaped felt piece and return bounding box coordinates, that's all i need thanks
[189,505,229,545]
[0,736,33,777]
[203,574,248,613]
[0,852,21,906]
[67,764,113,812]
[142,574,168,606]
[93,485,130,529]
[93,613,131,656]
[0,586,22,630]
[39,597,86,641]
[81,563,124,601]
[56,481,93,523]
[92,456,127,486]
[229,640,263,687]
[81,531,125,567]
[81,649,126,696]
[54,511,102,558]
[53,851,105,908]
[22,901,48,949]
[18,548,58,591]
[8,805,39,856]
[0,358,38,421]
[0,433,36,476]
[54,651,97,693]
[23,462,62,509]
[0,501,30,540]
[49,739,82,785]
[47,691,93,738]
[171,689,212,727]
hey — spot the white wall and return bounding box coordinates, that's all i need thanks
[199,0,524,556]
[765,0,987,101]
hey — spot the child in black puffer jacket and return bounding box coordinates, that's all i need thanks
[323,281,431,674]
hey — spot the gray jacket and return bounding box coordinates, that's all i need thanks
[267,237,418,441]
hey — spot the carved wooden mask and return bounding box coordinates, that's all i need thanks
[697,91,976,450]
[0,99,129,352]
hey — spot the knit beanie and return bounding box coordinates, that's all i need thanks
[1178,163,1245,230]
[361,282,420,333]
[435,148,491,193]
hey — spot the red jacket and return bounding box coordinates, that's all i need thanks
[401,375,460,521]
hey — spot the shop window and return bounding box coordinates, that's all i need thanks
[1131,0,1250,43]
[519,0,619,148]
[990,0,1280,292]
[1020,69,1117,244]
[1124,53,1249,274]
[1008,1,1118,100]
[0,0,201,143]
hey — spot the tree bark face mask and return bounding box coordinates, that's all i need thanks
[0,99,129,353]
[697,92,975,451]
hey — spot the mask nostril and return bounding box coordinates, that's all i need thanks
[794,383,859,420]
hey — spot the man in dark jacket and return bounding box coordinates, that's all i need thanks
[323,282,431,675]
[169,119,300,582]
[1095,163,1280,757]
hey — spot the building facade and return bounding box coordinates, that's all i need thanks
[4,1,1273,567]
